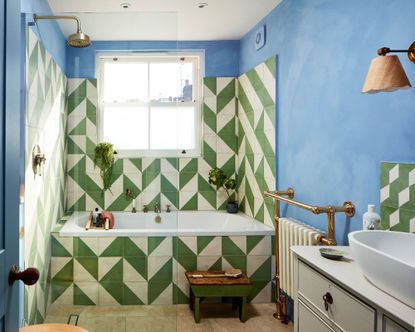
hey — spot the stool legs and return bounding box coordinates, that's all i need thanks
[194,297,201,323]
[239,296,247,322]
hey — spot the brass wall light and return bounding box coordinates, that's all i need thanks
[362,42,415,93]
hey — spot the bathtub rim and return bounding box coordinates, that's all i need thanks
[58,210,275,237]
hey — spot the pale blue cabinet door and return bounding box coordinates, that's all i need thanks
[1,0,22,331]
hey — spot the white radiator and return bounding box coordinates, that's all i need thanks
[279,217,324,297]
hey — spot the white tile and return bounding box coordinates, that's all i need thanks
[399,187,410,207]
[389,164,399,183]
[380,185,390,203]
[390,210,400,228]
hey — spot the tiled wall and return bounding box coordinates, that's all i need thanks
[66,78,238,213]
[238,57,276,227]
[380,162,415,232]
[24,28,67,324]
[51,227,273,305]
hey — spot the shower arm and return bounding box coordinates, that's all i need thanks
[33,14,82,32]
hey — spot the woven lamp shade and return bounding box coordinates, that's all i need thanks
[362,55,411,93]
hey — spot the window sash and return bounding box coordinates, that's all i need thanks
[97,53,201,157]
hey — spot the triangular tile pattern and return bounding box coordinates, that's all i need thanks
[238,56,276,228]
[51,233,273,305]
[65,78,238,213]
[380,162,415,232]
[24,28,67,325]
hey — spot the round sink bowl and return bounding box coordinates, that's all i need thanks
[348,230,415,309]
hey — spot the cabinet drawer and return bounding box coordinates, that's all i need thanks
[298,261,375,332]
[383,316,411,332]
[298,299,335,332]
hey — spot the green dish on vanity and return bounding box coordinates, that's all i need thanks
[319,248,346,260]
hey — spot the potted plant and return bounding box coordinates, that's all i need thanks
[208,167,238,213]
[93,142,116,193]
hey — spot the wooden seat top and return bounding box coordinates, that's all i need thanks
[20,324,88,332]
[185,271,252,286]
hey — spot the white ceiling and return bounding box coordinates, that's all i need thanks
[46,0,282,41]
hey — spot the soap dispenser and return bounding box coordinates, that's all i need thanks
[363,204,381,230]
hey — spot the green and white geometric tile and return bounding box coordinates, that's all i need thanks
[24,28,67,324]
[238,56,276,227]
[380,162,415,232]
[51,234,273,305]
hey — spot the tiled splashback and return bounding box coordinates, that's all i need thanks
[51,227,274,305]
[25,28,67,324]
[66,78,239,213]
[238,57,276,227]
[66,61,277,222]
[380,162,415,232]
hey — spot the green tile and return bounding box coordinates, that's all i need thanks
[197,236,215,254]
[124,238,146,257]
[123,284,145,305]
[181,193,198,210]
[247,236,264,255]
[68,80,87,100]
[124,256,147,280]
[86,98,96,125]
[51,236,72,257]
[203,141,216,168]
[51,280,72,303]
[74,238,97,257]
[129,158,142,171]
[76,258,98,282]
[217,79,235,98]
[179,172,196,190]
[51,259,73,283]
[222,237,245,256]
[148,281,171,304]
[69,118,86,135]
[100,238,124,257]
[204,78,217,95]
[74,283,96,305]
[249,257,271,281]
[148,237,166,255]
[144,159,160,172]
[223,255,246,274]
[173,283,189,305]
[248,281,269,303]
[149,258,172,282]
[100,258,123,282]
[101,281,124,304]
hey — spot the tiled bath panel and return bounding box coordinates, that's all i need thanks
[51,233,274,306]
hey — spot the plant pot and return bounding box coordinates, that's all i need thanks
[226,202,238,214]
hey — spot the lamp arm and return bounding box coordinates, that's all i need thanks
[377,47,415,56]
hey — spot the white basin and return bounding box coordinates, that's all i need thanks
[348,230,415,309]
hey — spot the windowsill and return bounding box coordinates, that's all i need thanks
[116,149,201,159]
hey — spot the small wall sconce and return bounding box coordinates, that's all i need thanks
[32,145,46,176]
[362,42,415,93]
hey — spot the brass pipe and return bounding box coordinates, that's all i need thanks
[267,189,294,324]
[264,188,355,323]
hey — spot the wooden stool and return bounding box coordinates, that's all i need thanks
[185,271,252,323]
[20,324,88,332]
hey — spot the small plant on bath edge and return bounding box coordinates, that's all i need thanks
[208,167,238,213]
[93,142,116,193]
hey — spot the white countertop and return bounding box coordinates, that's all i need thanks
[291,246,415,328]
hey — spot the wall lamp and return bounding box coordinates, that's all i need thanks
[362,42,415,93]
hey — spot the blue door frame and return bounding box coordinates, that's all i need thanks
[1,0,22,331]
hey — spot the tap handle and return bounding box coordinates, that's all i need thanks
[166,205,171,213]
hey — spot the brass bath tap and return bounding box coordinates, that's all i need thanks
[154,203,161,213]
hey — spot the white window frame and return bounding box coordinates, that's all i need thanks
[97,52,203,158]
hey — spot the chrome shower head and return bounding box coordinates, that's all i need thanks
[34,14,91,48]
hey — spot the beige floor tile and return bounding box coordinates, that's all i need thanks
[125,316,177,332]
[77,316,126,332]
[46,304,85,316]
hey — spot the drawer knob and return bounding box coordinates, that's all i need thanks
[323,292,333,311]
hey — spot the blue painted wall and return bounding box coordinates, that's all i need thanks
[21,0,66,71]
[66,40,239,78]
[240,0,415,244]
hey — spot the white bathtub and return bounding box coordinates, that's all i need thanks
[60,211,274,237]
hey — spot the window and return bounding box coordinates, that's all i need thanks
[98,53,202,157]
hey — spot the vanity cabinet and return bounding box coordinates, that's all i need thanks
[292,247,414,332]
